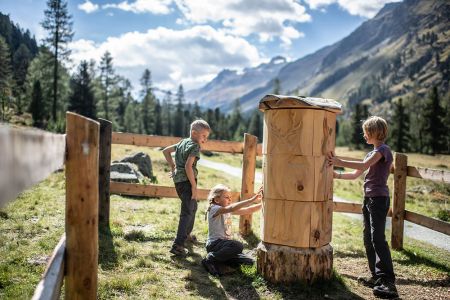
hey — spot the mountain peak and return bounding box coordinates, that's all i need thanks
[270,56,287,65]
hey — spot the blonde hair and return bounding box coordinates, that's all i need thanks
[190,119,210,133]
[205,184,230,220]
[362,116,388,141]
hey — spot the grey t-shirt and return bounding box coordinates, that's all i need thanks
[172,138,200,183]
[207,204,232,246]
[363,144,393,197]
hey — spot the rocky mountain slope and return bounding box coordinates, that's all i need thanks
[187,0,450,114]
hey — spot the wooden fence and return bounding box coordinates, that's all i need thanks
[1,113,449,299]
[1,113,100,300]
[109,132,450,250]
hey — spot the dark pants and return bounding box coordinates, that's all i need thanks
[173,181,197,247]
[205,239,254,267]
[363,196,396,283]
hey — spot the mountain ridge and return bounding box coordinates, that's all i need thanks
[187,0,450,114]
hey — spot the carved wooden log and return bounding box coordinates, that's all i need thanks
[257,242,333,284]
[258,95,342,284]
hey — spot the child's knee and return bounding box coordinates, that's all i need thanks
[232,240,244,252]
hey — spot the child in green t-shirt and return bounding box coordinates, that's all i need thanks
[163,119,211,256]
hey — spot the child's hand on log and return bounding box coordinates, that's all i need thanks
[327,151,340,166]
[255,186,263,203]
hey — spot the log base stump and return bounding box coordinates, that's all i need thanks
[257,241,333,284]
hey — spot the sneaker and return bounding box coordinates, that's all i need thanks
[169,244,188,257]
[201,258,219,276]
[357,276,380,288]
[373,280,398,299]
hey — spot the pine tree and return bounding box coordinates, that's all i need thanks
[140,69,156,134]
[273,78,281,94]
[192,101,202,119]
[154,99,162,135]
[116,79,132,131]
[350,103,365,149]
[0,36,12,122]
[408,91,426,153]
[140,69,152,98]
[41,0,74,121]
[26,46,70,126]
[12,43,31,113]
[422,87,446,154]
[229,99,242,135]
[162,91,172,136]
[124,101,139,133]
[68,61,96,119]
[204,108,217,139]
[173,85,185,137]
[29,80,45,128]
[233,123,246,141]
[183,105,191,136]
[444,93,450,154]
[390,98,410,153]
[248,110,262,140]
[141,92,156,134]
[99,51,117,120]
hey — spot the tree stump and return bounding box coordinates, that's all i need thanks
[257,242,333,284]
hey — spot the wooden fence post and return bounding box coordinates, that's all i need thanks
[391,152,407,250]
[98,119,112,230]
[65,112,99,300]
[240,133,258,236]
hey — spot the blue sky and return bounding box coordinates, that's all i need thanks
[1,0,401,95]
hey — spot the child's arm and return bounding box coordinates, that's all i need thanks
[185,155,197,200]
[212,193,261,217]
[328,151,382,171]
[333,169,364,180]
[162,144,177,176]
[232,203,262,215]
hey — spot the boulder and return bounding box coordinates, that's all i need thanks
[120,152,153,178]
[110,162,143,183]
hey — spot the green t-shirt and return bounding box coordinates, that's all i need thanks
[173,138,200,183]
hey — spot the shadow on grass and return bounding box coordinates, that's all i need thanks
[344,273,450,289]
[241,267,364,300]
[242,231,260,248]
[171,250,229,299]
[124,229,173,243]
[334,249,366,259]
[99,226,119,270]
[396,248,450,273]
[219,268,260,300]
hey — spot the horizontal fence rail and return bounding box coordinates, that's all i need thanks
[405,210,450,236]
[407,166,450,183]
[337,156,450,184]
[110,182,241,201]
[112,132,263,156]
[0,125,66,207]
[32,235,66,300]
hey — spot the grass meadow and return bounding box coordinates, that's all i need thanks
[0,145,449,299]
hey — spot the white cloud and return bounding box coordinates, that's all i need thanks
[78,0,99,14]
[305,0,336,10]
[175,0,310,46]
[304,0,402,18]
[69,26,263,93]
[102,0,172,14]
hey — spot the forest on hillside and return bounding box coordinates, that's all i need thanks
[0,1,449,155]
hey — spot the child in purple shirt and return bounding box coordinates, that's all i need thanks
[328,116,398,299]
